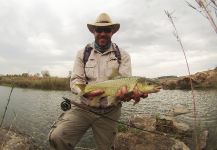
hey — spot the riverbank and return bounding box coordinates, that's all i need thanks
[0,128,41,150]
[1,68,217,91]
[0,113,208,150]
[115,114,208,150]
[0,76,70,91]
[115,104,209,149]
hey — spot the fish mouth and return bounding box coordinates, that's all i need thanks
[154,86,162,92]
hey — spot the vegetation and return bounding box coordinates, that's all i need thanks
[117,123,128,132]
[1,67,217,91]
[186,0,217,34]
[0,74,70,91]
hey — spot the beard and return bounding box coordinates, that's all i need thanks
[95,35,111,48]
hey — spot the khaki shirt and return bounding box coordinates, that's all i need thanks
[70,43,132,107]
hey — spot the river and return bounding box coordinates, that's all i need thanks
[0,86,217,149]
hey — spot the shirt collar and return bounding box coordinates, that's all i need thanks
[94,42,113,54]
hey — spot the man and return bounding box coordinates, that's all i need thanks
[48,12,148,150]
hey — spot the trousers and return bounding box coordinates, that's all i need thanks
[48,105,121,150]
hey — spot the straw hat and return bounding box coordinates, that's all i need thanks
[87,13,120,34]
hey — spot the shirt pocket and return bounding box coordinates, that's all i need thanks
[85,59,97,79]
[106,57,119,77]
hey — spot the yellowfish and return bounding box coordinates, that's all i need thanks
[75,76,161,107]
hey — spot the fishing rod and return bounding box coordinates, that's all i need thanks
[0,86,14,127]
[62,97,192,140]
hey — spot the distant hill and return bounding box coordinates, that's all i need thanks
[159,68,217,90]
[157,75,178,79]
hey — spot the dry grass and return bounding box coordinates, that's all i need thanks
[186,0,217,34]
[165,10,200,150]
[0,76,70,91]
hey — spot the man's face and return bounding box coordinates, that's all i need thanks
[94,26,113,47]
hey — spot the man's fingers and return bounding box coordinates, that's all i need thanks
[132,87,142,98]
[116,86,128,98]
[121,86,128,95]
[116,89,122,97]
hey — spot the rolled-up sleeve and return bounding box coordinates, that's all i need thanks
[119,50,132,77]
[70,50,86,94]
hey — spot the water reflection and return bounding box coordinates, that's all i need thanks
[0,86,217,149]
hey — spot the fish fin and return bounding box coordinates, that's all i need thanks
[108,68,122,80]
[75,84,86,92]
[107,96,117,106]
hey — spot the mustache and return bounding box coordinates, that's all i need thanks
[97,35,110,39]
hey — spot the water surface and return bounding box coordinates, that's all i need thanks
[0,86,216,149]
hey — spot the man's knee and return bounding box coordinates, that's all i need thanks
[48,127,77,150]
[48,129,60,148]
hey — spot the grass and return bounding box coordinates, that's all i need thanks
[0,76,70,91]
[117,123,128,132]
[187,0,217,34]
[165,10,199,150]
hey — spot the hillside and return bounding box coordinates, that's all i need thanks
[159,68,217,90]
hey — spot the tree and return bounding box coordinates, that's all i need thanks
[41,70,50,78]
[34,73,41,77]
[22,73,29,77]
[68,71,72,77]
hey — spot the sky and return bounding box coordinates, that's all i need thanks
[0,0,216,78]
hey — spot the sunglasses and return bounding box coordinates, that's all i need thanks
[95,27,112,33]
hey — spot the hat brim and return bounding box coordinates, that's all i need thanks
[87,23,120,34]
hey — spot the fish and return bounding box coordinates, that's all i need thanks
[75,76,161,107]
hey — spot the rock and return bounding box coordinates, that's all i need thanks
[194,72,208,83]
[162,80,177,90]
[200,130,209,149]
[166,104,190,117]
[133,144,146,150]
[156,116,175,133]
[172,139,190,150]
[156,115,193,138]
[173,122,191,134]
[115,132,190,150]
[129,115,156,131]
[177,77,198,89]
[0,128,38,150]
[117,115,209,150]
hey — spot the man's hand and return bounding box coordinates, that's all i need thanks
[83,89,104,98]
[116,86,148,104]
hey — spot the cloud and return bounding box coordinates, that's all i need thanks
[0,0,216,77]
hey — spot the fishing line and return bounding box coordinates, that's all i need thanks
[63,97,193,140]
